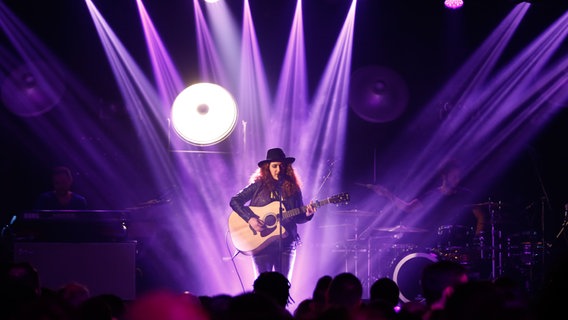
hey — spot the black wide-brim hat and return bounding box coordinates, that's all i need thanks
[258,148,295,167]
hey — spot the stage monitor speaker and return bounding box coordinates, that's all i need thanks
[13,241,137,300]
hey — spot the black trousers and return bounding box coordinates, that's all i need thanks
[252,240,296,279]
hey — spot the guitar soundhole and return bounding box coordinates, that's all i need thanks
[264,214,277,227]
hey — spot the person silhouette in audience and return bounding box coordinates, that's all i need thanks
[0,261,42,313]
[294,274,332,320]
[57,281,90,309]
[225,291,293,320]
[0,261,76,319]
[318,272,364,319]
[370,277,400,308]
[342,276,400,320]
[443,280,529,320]
[34,166,87,210]
[253,271,293,309]
[533,252,568,320]
[77,293,126,320]
[199,293,233,320]
[418,259,469,320]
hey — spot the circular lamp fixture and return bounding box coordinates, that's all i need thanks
[171,82,238,146]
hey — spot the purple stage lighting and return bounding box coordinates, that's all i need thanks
[444,0,464,10]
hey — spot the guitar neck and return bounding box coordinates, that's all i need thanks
[282,198,331,220]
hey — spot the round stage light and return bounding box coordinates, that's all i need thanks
[171,83,238,146]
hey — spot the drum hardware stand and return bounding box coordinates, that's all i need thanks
[530,147,553,276]
[345,216,380,298]
[353,217,359,278]
[339,217,362,277]
[356,212,388,292]
[351,217,374,297]
[488,199,504,280]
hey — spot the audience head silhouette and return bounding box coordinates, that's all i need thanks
[327,272,363,310]
[420,259,468,307]
[226,292,293,320]
[253,271,292,307]
[370,277,400,307]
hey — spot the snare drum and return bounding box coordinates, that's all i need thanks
[435,246,480,266]
[390,250,438,303]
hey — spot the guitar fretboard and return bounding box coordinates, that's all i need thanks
[282,197,335,219]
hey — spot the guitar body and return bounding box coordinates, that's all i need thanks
[228,192,350,255]
[228,201,289,255]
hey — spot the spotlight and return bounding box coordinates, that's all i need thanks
[170,83,238,146]
[444,0,464,9]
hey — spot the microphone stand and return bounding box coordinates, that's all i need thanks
[313,159,335,200]
[555,204,568,240]
[277,177,284,275]
[529,148,552,272]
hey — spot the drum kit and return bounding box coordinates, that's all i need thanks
[328,209,435,301]
[328,201,544,302]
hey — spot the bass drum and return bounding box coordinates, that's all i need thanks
[391,251,438,303]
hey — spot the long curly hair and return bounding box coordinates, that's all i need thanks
[250,162,303,198]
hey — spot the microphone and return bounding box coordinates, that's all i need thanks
[277,173,286,186]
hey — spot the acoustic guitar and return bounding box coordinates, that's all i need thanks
[228,192,350,255]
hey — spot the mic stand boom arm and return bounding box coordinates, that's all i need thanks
[555,204,568,239]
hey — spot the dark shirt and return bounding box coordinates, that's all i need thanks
[34,191,88,210]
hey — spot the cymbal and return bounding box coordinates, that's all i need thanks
[348,65,409,123]
[375,225,428,233]
[1,61,66,117]
[334,209,378,216]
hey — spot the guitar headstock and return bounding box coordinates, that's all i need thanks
[329,192,350,205]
